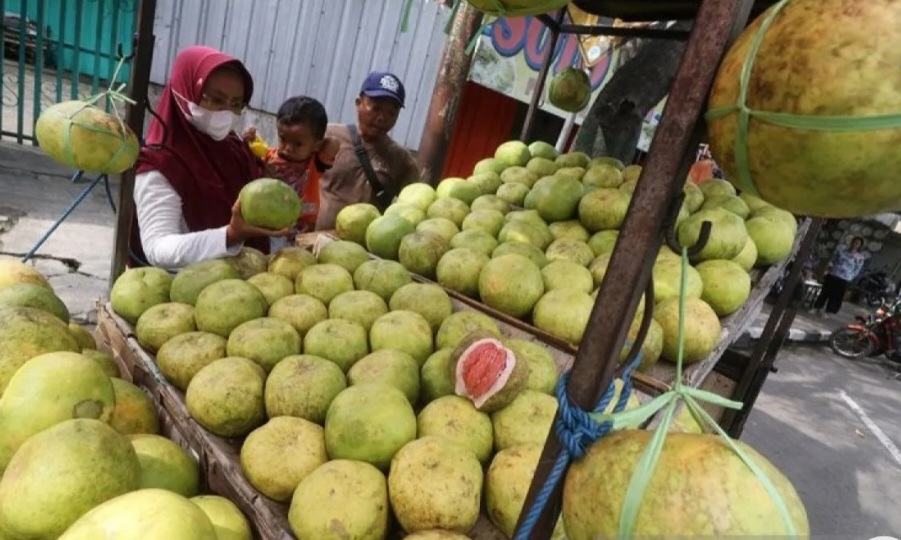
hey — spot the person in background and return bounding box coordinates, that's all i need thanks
[130,46,288,272]
[315,71,423,231]
[243,96,340,251]
[814,236,867,318]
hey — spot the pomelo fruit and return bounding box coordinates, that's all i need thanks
[530,176,584,222]
[555,151,590,169]
[335,203,381,245]
[185,357,267,437]
[473,157,507,176]
[500,166,539,188]
[545,238,595,267]
[698,178,737,199]
[169,259,240,306]
[507,339,558,395]
[240,416,327,502]
[324,383,417,469]
[226,246,268,280]
[267,246,317,281]
[353,259,413,302]
[435,310,501,351]
[479,254,545,319]
[0,306,79,394]
[732,236,759,272]
[110,267,173,324]
[436,248,490,298]
[548,67,592,112]
[348,349,421,405]
[110,378,160,435]
[0,259,51,291]
[129,433,200,497]
[703,194,751,219]
[303,319,370,373]
[264,354,347,424]
[388,436,483,534]
[492,240,549,268]
[451,331,529,413]
[583,164,624,189]
[398,182,438,211]
[677,207,749,261]
[654,297,722,364]
[469,172,503,196]
[369,310,434,366]
[135,301,196,353]
[385,202,426,227]
[156,331,227,391]
[471,194,511,214]
[426,197,470,228]
[532,288,595,345]
[399,230,451,279]
[389,283,453,334]
[68,321,97,349]
[191,495,252,540]
[491,390,557,451]
[494,140,531,167]
[496,182,530,206]
[366,214,416,260]
[451,229,499,258]
[417,217,460,243]
[193,279,268,338]
[81,348,120,378]
[548,220,590,242]
[295,263,354,306]
[588,156,625,170]
[652,258,704,304]
[462,209,506,237]
[528,140,558,160]
[684,182,704,212]
[578,188,631,232]
[752,205,798,236]
[226,317,301,373]
[541,260,594,294]
[746,215,795,266]
[420,348,455,404]
[0,283,68,323]
[268,293,328,338]
[622,164,642,183]
[238,178,302,229]
[527,156,559,177]
[588,252,613,289]
[696,259,752,316]
[246,271,294,306]
[316,240,370,274]
[556,166,586,181]
[587,230,619,256]
[418,395,493,464]
[436,177,482,206]
[328,290,389,332]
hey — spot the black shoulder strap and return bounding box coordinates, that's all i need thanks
[346,124,393,209]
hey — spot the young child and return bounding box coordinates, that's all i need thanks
[244,96,339,250]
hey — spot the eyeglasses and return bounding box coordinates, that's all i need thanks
[200,92,246,114]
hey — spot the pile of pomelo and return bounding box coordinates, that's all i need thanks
[0,258,253,540]
[335,139,800,369]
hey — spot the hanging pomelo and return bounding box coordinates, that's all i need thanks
[467,0,571,16]
[706,0,901,218]
[548,68,592,113]
[35,100,139,174]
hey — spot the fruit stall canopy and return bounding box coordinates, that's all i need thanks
[571,0,780,22]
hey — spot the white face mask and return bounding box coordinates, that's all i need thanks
[173,91,241,141]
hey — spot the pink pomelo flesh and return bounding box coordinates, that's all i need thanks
[454,339,515,409]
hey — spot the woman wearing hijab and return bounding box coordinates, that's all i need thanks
[128,46,288,271]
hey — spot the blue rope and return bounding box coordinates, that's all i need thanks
[514,345,645,540]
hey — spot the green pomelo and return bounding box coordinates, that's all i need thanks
[492,241,549,268]
[698,178,737,200]
[109,378,160,435]
[317,240,371,274]
[193,279,268,338]
[0,306,79,395]
[247,271,294,306]
[0,283,68,323]
[397,183,438,211]
[498,220,551,250]
[545,238,595,267]
[474,157,507,176]
[548,67,591,112]
[587,230,619,256]
[496,182,531,206]
[135,301,196,354]
[622,164,642,183]
[732,236,759,272]
[436,311,501,350]
[532,288,594,345]
[0,419,141,539]
[527,156,559,177]
[548,220,590,242]
[533,176,584,222]
[435,177,482,206]
[328,290,389,332]
[507,339,559,395]
[81,348,121,378]
[388,436,483,534]
[325,383,416,469]
[626,316,664,372]
[267,246,318,281]
[335,203,381,246]
[418,395,493,464]
[0,351,116,470]
[369,310,434,366]
[427,197,471,228]
[746,216,796,266]
[491,390,557,451]
[417,217,460,243]
[365,215,416,260]
[240,416,327,502]
[751,206,798,236]
[295,263,354,306]
[479,254,545,319]
[303,319,370,373]
[654,297,722,365]
[348,349,421,405]
[555,166,586,181]
[541,260,594,294]
[191,495,253,540]
[238,177,301,229]
[185,357,266,438]
[389,283,453,334]
[562,430,809,540]
[288,460,389,540]
[588,252,612,289]
[652,258,704,304]
[385,202,427,227]
[68,321,97,350]
[156,331,227,391]
[500,166,539,188]
[619,178,638,194]
[268,293,328,337]
[450,331,529,413]
[471,194,510,215]
[462,209,506,237]
[226,317,301,373]
[110,267,173,324]
[703,194,751,219]
[58,488,217,540]
[450,229,499,258]
[264,354,347,424]
[505,208,546,226]
[399,231,451,279]
[555,151,590,169]
[588,156,625,170]
[129,433,199,497]
[578,188,631,232]
[0,259,51,292]
[583,164,624,189]
[353,259,413,302]
[420,348,455,404]
[739,192,772,213]
[169,259,239,306]
[436,248,490,298]
[528,140,558,160]
[226,246,268,280]
[469,172,503,196]
[684,182,705,213]
[677,207,749,261]
[696,259,752,316]
[494,140,531,167]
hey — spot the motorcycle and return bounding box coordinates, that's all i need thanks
[829,299,901,360]
[854,271,896,308]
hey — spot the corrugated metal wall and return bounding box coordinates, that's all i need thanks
[149,0,451,150]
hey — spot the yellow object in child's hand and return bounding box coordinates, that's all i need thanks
[249,136,269,159]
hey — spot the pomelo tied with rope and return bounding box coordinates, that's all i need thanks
[450,330,529,413]
[35,101,139,174]
[706,0,901,218]
[238,178,302,230]
[547,68,592,113]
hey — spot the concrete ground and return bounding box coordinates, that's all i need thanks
[1,143,900,537]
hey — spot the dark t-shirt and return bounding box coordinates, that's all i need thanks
[316,124,422,230]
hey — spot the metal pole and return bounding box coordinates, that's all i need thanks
[108,0,157,289]
[555,112,577,153]
[519,9,566,142]
[416,2,484,184]
[513,0,757,537]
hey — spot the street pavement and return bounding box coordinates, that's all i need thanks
[1,142,899,538]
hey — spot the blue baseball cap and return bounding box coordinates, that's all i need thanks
[361,71,406,108]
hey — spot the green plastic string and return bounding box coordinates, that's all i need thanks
[586,247,798,539]
[705,0,901,197]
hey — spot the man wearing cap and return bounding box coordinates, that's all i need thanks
[316,71,423,231]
